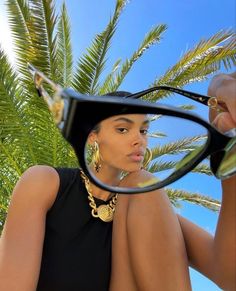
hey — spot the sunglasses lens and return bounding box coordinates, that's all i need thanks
[212,137,236,179]
[84,112,209,192]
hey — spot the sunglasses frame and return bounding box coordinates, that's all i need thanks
[60,88,233,194]
[28,64,235,194]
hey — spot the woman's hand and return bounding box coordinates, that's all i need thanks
[207,72,236,132]
[207,73,236,291]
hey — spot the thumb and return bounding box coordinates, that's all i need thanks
[212,112,236,133]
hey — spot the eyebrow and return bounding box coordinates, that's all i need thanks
[113,117,150,125]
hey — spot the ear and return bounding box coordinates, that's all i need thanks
[87,131,98,146]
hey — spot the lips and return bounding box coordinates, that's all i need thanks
[128,151,145,162]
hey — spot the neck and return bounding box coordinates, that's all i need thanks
[91,164,122,185]
[87,165,121,201]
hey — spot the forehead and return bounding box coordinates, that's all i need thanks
[100,114,149,126]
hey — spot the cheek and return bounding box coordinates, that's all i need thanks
[100,139,125,161]
[144,137,148,146]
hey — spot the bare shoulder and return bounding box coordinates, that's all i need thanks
[12,165,60,211]
[0,166,60,288]
[20,164,58,180]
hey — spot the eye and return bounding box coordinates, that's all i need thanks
[116,127,128,134]
[140,128,149,135]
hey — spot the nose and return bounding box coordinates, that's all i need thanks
[131,131,147,147]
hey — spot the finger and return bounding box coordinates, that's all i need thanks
[216,83,236,123]
[212,112,236,133]
[217,98,236,124]
[209,107,221,123]
[209,97,236,124]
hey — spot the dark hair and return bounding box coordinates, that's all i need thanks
[92,91,132,132]
[103,91,132,98]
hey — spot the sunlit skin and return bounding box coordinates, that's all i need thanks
[87,114,150,200]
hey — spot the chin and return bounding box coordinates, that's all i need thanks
[121,164,142,173]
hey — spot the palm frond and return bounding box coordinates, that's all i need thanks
[0,165,16,195]
[100,24,167,93]
[0,48,37,166]
[148,158,211,176]
[148,160,176,173]
[178,104,196,111]
[0,194,9,234]
[148,131,167,138]
[0,48,35,204]
[0,47,77,179]
[166,188,221,211]
[98,59,122,94]
[148,30,236,101]
[191,163,212,175]
[151,135,207,159]
[73,0,127,94]
[6,0,33,78]
[0,171,16,234]
[29,0,59,80]
[57,2,73,87]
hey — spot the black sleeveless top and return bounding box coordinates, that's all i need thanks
[36,168,113,291]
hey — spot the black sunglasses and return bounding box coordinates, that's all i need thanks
[28,64,236,194]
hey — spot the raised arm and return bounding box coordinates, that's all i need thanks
[0,165,59,291]
[208,72,236,289]
[178,72,236,290]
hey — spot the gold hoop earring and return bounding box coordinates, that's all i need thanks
[142,147,152,169]
[92,141,101,172]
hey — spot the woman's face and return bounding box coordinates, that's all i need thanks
[90,114,149,173]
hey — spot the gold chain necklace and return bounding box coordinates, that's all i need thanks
[80,171,118,222]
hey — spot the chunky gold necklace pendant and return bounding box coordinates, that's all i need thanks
[97,205,114,222]
[80,170,117,223]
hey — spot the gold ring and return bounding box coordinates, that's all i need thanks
[207,97,218,109]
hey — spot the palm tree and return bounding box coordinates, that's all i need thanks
[0,0,235,232]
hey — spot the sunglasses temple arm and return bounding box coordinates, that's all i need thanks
[127,86,212,107]
[28,63,43,97]
[160,86,211,106]
[28,63,63,100]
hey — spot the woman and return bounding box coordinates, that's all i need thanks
[0,73,235,291]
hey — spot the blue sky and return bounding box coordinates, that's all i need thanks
[0,0,235,290]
